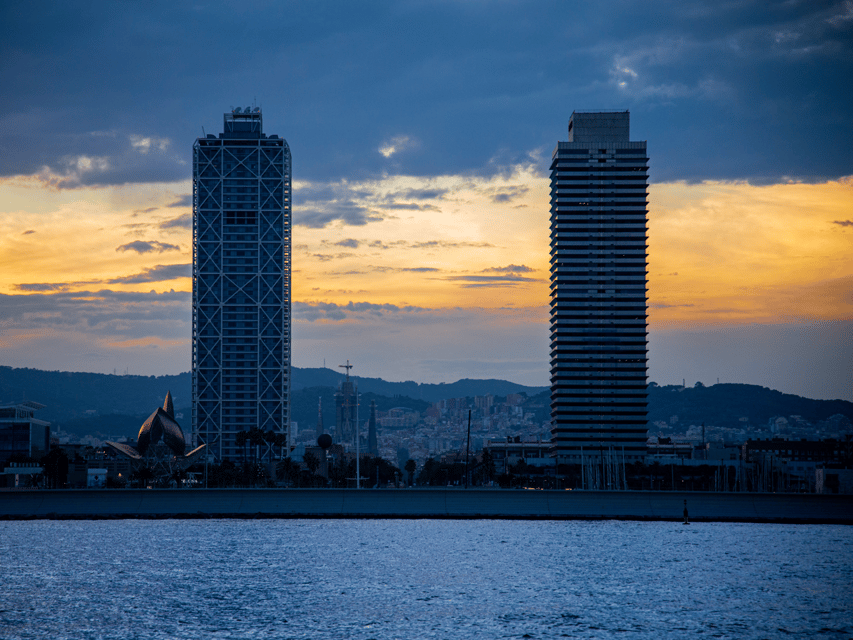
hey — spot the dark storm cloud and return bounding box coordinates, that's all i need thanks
[116,240,180,254]
[1,1,851,186]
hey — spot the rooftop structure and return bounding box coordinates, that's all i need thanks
[106,392,205,480]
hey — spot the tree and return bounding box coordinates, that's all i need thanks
[417,457,439,486]
[303,451,320,475]
[249,427,266,462]
[40,447,69,489]
[264,430,277,463]
[235,430,249,462]
[276,457,299,486]
[478,449,496,485]
[404,459,417,486]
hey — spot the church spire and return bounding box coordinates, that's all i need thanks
[163,391,175,419]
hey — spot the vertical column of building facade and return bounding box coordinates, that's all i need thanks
[549,111,649,463]
[193,108,291,462]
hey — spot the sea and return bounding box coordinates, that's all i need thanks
[1,519,850,639]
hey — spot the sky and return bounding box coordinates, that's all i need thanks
[0,1,851,401]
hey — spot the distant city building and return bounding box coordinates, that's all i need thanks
[335,365,357,447]
[0,401,50,465]
[549,111,649,462]
[192,107,292,462]
[368,400,378,456]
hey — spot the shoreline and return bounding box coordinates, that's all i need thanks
[1,488,850,524]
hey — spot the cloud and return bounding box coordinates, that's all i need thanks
[826,1,853,27]
[14,281,98,293]
[375,202,439,211]
[129,134,170,154]
[167,195,192,208]
[296,201,380,229]
[160,214,192,230]
[0,289,192,373]
[293,300,431,322]
[410,240,495,249]
[22,230,35,235]
[394,188,448,200]
[311,252,355,262]
[832,220,853,227]
[116,240,180,254]
[378,135,416,158]
[106,263,191,284]
[372,266,441,273]
[442,274,538,288]
[481,264,534,274]
[490,185,529,203]
[14,266,190,291]
[1,2,851,188]
[334,238,360,248]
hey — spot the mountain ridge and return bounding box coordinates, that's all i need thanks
[2,366,850,440]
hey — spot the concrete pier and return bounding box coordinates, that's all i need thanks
[1,489,850,523]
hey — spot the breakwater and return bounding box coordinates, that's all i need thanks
[1,488,850,523]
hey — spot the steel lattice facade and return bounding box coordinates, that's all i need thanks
[192,108,291,462]
[550,111,649,462]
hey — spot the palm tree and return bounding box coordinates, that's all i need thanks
[249,427,265,463]
[303,451,320,475]
[235,430,248,462]
[264,430,277,463]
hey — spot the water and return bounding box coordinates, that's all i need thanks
[1,520,851,639]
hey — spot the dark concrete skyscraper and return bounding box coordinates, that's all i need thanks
[550,111,648,462]
[192,107,291,462]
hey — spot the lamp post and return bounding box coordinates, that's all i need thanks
[356,392,361,489]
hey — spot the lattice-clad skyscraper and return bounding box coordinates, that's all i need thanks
[192,107,291,462]
[550,111,648,462]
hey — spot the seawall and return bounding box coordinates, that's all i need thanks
[1,489,850,523]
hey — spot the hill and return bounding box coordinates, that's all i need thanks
[0,366,544,437]
[648,382,853,430]
[2,367,850,440]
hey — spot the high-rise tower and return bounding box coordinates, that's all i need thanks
[549,111,648,463]
[192,107,292,462]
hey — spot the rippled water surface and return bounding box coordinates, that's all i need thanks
[1,519,851,639]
